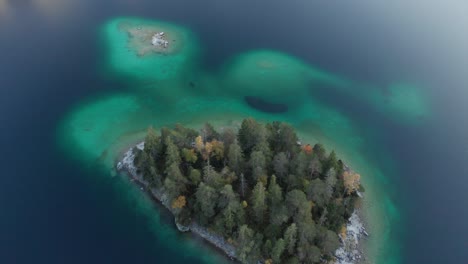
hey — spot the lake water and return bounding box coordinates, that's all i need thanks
[1,1,467,263]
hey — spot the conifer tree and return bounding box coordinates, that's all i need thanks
[251,181,267,225]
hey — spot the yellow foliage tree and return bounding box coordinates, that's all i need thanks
[210,139,225,160]
[343,171,361,195]
[172,195,187,209]
[242,200,248,208]
[195,136,204,153]
[340,225,347,240]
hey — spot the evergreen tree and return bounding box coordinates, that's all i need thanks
[313,143,326,161]
[203,122,220,142]
[249,150,266,182]
[188,168,201,186]
[273,152,289,180]
[144,127,161,158]
[195,182,218,225]
[251,181,267,225]
[307,179,330,208]
[268,175,288,225]
[227,142,244,175]
[164,136,181,166]
[286,189,312,222]
[203,165,223,189]
[164,163,187,201]
[318,229,340,256]
[308,155,322,178]
[296,221,318,263]
[267,175,283,208]
[238,118,267,155]
[267,121,299,155]
[221,128,237,155]
[271,238,286,263]
[325,168,337,198]
[283,223,298,254]
[236,225,256,264]
[291,151,308,179]
[324,150,338,173]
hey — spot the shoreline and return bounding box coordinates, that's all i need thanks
[116,142,238,260]
[334,165,370,264]
[117,142,369,263]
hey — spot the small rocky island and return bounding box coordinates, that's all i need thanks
[117,118,367,263]
[118,20,182,57]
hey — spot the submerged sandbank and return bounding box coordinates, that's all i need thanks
[101,17,200,81]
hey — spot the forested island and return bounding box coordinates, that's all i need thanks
[119,118,364,263]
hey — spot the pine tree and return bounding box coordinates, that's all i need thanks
[238,118,266,155]
[268,175,288,225]
[250,150,266,182]
[228,142,244,175]
[195,182,218,225]
[251,181,267,225]
[271,238,286,263]
[236,225,255,264]
[284,223,298,254]
[273,152,289,179]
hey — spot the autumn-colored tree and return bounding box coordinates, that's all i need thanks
[194,135,204,153]
[181,148,198,163]
[210,139,225,160]
[343,171,361,195]
[172,195,187,209]
[302,144,313,155]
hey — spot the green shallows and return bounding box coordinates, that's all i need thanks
[220,50,313,107]
[56,17,431,264]
[101,17,200,83]
[221,49,429,123]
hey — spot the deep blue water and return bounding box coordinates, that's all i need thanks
[1,1,467,263]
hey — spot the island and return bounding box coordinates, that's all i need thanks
[117,118,366,263]
[117,19,185,57]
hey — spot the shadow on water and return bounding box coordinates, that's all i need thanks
[244,96,288,113]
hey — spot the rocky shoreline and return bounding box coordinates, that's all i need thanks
[117,142,368,263]
[334,210,368,264]
[117,142,237,260]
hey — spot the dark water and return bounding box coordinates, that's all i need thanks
[1,1,467,263]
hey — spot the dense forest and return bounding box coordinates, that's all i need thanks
[133,118,362,264]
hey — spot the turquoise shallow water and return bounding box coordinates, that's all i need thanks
[54,17,428,264]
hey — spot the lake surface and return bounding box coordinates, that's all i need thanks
[1,1,467,263]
